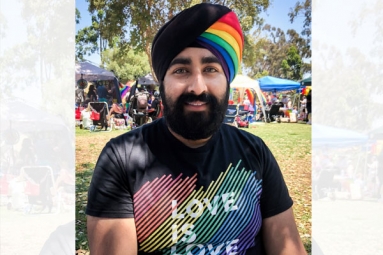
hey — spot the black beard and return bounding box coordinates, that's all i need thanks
[160,84,229,140]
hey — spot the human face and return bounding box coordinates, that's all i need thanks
[161,47,229,140]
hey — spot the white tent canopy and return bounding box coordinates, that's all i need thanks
[75,61,116,81]
[230,75,266,121]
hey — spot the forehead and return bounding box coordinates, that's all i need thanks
[172,47,216,61]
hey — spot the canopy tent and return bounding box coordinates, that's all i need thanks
[313,124,370,186]
[75,61,121,103]
[138,73,158,86]
[300,76,312,86]
[368,126,383,140]
[258,76,301,92]
[75,61,116,81]
[0,99,70,174]
[312,124,369,147]
[230,75,266,121]
[1,99,66,133]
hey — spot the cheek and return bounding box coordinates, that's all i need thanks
[163,77,185,98]
[209,77,228,98]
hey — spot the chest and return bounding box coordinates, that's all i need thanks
[131,148,264,254]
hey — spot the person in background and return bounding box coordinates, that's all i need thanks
[292,106,298,115]
[108,103,127,126]
[87,84,97,102]
[306,90,312,124]
[108,83,119,104]
[242,95,251,110]
[75,86,85,107]
[148,91,161,119]
[96,83,108,103]
[287,95,293,109]
[282,94,288,107]
[300,95,307,113]
[86,3,306,255]
[271,93,277,104]
[108,103,125,120]
[148,94,155,109]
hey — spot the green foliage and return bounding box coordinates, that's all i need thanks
[289,0,311,44]
[76,8,81,24]
[281,45,303,80]
[243,24,310,79]
[242,0,311,80]
[76,26,99,61]
[75,9,110,61]
[313,42,380,132]
[82,0,270,70]
[101,46,151,83]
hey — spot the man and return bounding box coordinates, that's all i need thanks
[281,94,288,108]
[86,3,306,255]
[96,82,108,103]
[75,86,85,107]
[242,95,251,110]
[148,91,161,119]
[306,90,312,124]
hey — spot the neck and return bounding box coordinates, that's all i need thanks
[167,126,211,149]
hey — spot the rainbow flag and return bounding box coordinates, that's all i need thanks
[120,81,135,98]
[245,89,254,105]
[120,84,130,99]
[260,92,267,104]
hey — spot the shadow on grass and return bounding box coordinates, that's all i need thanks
[76,168,93,252]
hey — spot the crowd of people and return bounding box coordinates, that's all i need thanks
[75,81,162,129]
[241,90,312,124]
[1,132,74,212]
[313,149,383,201]
[75,81,119,108]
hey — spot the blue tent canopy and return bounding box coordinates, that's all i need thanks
[258,76,300,92]
[313,124,368,147]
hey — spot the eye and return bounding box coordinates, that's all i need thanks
[173,68,188,74]
[204,67,218,73]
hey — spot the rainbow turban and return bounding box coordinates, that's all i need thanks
[151,3,244,84]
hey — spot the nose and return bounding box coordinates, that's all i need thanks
[187,71,207,95]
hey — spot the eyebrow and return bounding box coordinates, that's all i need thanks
[168,55,222,69]
[201,55,221,65]
[168,57,191,68]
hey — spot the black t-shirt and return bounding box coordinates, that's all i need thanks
[151,98,159,110]
[86,118,293,255]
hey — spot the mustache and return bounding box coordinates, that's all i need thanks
[177,93,213,104]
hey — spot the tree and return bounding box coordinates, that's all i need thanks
[281,45,302,80]
[101,46,151,83]
[75,10,108,61]
[76,8,81,24]
[84,0,271,75]
[243,24,309,80]
[288,0,311,45]
[1,0,75,126]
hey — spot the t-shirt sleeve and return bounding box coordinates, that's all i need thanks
[259,139,293,218]
[86,141,134,218]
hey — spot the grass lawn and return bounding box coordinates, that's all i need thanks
[75,122,311,254]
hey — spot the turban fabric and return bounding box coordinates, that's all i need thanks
[151,3,244,84]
